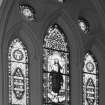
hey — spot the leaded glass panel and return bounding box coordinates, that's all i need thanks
[78,17,89,34]
[43,24,67,51]
[83,52,99,105]
[8,38,30,105]
[43,24,70,105]
[19,4,35,21]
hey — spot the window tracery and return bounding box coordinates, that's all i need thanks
[8,38,30,105]
[83,52,99,105]
[43,24,70,105]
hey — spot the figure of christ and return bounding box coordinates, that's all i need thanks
[50,59,63,94]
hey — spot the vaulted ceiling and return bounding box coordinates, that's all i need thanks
[0,0,105,50]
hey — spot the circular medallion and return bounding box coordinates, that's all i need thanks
[86,62,94,72]
[13,49,24,61]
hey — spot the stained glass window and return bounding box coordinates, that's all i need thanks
[78,17,89,34]
[8,38,30,105]
[43,24,70,105]
[19,4,36,21]
[83,52,99,105]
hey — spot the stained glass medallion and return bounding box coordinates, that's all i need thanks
[86,62,94,73]
[83,52,99,105]
[8,38,30,105]
[13,49,24,61]
[78,17,89,34]
[43,24,70,105]
[19,4,35,21]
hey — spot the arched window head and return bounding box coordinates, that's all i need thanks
[43,24,70,105]
[8,38,30,105]
[83,52,99,105]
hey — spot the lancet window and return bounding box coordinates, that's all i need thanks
[43,24,70,105]
[8,38,30,105]
[83,52,99,105]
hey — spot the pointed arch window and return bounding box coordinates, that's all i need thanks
[8,38,30,105]
[83,51,99,105]
[42,24,70,105]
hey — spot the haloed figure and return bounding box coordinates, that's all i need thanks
[50,59,63,94]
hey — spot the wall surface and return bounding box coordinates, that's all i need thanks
[0,0,105,105]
